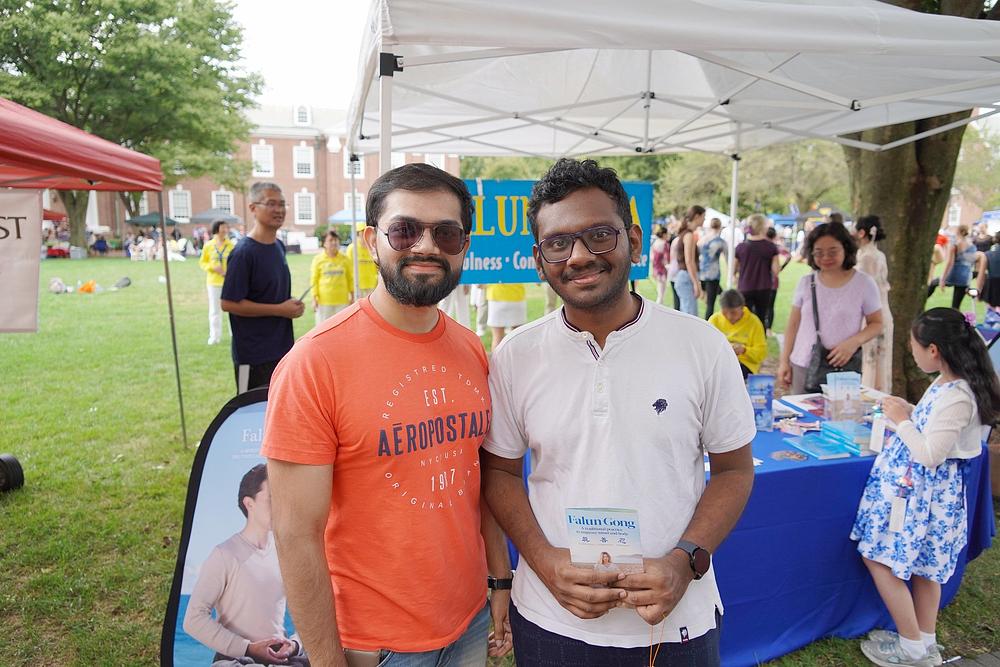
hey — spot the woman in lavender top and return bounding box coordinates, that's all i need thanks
[778,222,884,394]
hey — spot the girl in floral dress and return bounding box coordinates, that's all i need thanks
[851,308,1000,667]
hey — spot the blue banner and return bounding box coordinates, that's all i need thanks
[460,179,653,285]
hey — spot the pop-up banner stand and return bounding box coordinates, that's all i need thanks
[160,389,307,666]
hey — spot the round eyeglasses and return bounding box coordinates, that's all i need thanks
[379,220,468,255]
[536,225,622,263]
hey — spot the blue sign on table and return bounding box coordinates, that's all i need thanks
[460,179,653,285]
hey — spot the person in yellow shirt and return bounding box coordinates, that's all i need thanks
[311,229,354,325]
[345,221,377,298]
[198,220,235,345]
[707,289,767,379]
[486,283,527,352]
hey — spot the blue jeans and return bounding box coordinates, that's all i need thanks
[674,270,698,315]
[509,604,721,667]
[375,604,489,667]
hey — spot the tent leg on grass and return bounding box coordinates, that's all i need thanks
[158,192,188,447]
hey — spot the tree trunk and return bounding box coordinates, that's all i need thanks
[842,111,969,401]
[58,190,91,249]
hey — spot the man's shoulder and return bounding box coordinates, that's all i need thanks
[492,309,561,356]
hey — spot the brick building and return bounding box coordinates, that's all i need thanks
[63,104,459,239]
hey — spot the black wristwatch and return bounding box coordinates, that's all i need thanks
[674,540,711,580]
[488,575,513,590]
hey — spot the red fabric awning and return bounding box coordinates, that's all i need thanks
[0,98,162,192]
[42,208,67,222]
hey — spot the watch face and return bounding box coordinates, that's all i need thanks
[692,548,711,575]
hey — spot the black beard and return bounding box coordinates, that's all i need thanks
[541,255,631,312]
[380,254,462,307]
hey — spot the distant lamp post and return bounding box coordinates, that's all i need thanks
[0,454,24,492]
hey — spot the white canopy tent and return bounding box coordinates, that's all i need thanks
[346,0,1000,283]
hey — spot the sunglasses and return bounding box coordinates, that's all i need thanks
[379,220,468,255]
[536,225,623,263]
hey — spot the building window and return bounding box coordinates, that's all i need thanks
[344,192,365,215]
[294,105,311,126]
[294,142,314,178]
[391,152,406,169]
[169,189,192,222]
[295,190,316,225]
[252,142,274,177]
[343,150,364,179]
[426,153,446,170]
[212,190,234,213]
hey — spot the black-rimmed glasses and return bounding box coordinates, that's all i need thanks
[536,225,622,263]
[379,220,468,255]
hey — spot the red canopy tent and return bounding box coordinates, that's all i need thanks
[0,97,188,444]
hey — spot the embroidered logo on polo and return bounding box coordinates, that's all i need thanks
[652,398,669,414]
[375,362,491,512]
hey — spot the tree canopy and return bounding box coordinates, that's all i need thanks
[0,0,262,240]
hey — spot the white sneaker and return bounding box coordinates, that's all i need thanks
[860,637,936,667]
[867,631,943,666]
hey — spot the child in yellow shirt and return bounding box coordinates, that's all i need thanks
[311,230,354,324]
[707,289,767,379]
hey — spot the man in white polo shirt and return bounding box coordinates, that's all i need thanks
[481,158,756,666]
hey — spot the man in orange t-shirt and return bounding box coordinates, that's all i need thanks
[263,163,512,666]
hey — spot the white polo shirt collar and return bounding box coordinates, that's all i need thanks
[558,292,646,359]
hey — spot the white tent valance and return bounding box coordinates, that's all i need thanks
[347,0,1000,159]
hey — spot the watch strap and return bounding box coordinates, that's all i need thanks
[488,575,513,590]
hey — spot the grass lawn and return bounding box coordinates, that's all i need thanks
[1,254,995,666]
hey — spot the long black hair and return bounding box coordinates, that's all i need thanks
[856,215,886,242]
[911,307,1000,425]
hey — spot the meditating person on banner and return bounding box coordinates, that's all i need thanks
[852,308,1000,667]
[184,464,310,666]
[777,221,883,394]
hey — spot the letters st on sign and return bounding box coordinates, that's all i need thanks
[460,180,653,285]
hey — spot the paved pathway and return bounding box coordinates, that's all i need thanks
[953,651,1000,666]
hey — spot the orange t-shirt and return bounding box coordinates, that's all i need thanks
[261,298,491,652]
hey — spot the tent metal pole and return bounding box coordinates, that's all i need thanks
[727,154,740,289]
[642,51,653,151]
[350,156,360,301]
[157,191,188,447]
[379,52,401,175]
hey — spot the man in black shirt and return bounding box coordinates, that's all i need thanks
[222,182,305,393]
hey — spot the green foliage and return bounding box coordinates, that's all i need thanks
[954,124,1000,211]
[0,0,262,220]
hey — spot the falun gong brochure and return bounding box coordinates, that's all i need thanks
[566,508,644,574]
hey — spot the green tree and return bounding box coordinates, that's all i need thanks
[953,124,1000,212]
[0,0,261,246]
[842,0,999,400]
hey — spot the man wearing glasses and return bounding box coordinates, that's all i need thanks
[262,164,512,666]
[221,182,305,393]
[482,159,755,666]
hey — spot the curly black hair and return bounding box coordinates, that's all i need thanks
[526,158,631,240]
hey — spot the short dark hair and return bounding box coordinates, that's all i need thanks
[237,464,268,518]
[365,163,474,233]
[326,229,340,241]
[805,221,857,271]
[211,220,227,236]
[527,158,631,240]
[719,289,745,309]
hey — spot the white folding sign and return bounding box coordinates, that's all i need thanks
[0,190,42,332]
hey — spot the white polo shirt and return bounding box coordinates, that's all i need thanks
[484,296,756,647]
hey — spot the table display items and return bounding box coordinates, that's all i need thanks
[748,374,775,432]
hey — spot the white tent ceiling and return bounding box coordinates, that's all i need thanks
[346,0,1000,159]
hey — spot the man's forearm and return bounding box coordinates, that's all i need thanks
[482,462,552,570]
[221,299,284,317]
[480,496,511,578]
[274,533,346,667]
[677,452,754,553]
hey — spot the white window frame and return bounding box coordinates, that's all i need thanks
[948,202,962,226]
[212,190,234,213]
[295,190,316,226]
[251,141,274,177]
[391,152,406,169]
[138,192,149,215]
[294,142,315,178]
[169,188,192,222]
[294,105,311,126]
[344,192,365,215]
[343,150,365,179]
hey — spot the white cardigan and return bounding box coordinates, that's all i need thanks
[894,379,983,469]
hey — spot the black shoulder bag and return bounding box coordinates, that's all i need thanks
[804,273,862,393]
